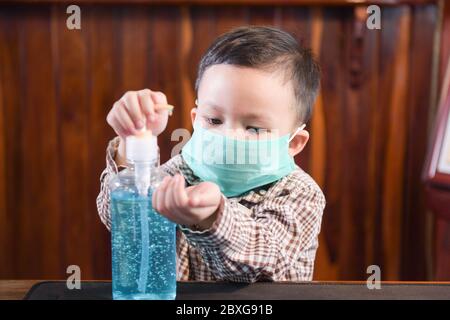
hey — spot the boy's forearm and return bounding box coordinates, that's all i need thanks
[180,187,325,282]
[97,136,128,232]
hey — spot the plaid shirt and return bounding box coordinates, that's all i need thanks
[97,136,325,282]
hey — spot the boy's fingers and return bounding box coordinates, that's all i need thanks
[151,91,168,105]
[169,177,186,218]
[152,179,163,212]
[189,196,199,207]
[151,92,169,117]
[151,185,158,209]
[164,177,176,212]
[109,116,129,138]
[187,186,202,207]
[154,176,170,213]
[172,175,182,208]
[138,90,157,122]
[176,175,189,207]
[189,183,219,207]
[173,175,188,209]
[165,177,185,221]
[193,197,216,208]
[123,93,145,130]
[116,104,137,135]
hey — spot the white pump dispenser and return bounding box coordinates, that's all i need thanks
[125,128,157,196]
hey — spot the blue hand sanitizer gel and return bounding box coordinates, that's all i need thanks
[109,129,176,300]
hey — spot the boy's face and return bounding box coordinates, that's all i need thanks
[191,64,309,157]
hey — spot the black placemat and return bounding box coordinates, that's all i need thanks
[23,281,450,300]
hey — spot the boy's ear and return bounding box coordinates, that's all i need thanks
[288,129,309,157]
[190,107,197,126]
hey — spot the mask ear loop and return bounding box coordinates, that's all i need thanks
[288,124,306,143]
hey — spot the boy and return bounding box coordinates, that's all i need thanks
[97,26,325,282]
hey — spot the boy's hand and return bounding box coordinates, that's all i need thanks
[106,89,170,139]
[106,89,170,165]
[152,174,223,230]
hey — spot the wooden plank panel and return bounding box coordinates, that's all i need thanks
[313,7,349,279]
[17,5,61,278]
[248,5,275,25]
[214,5,250,35]
[280,7,313,172]
[51,3,93,277]
[120,6,152,91]
[361,10,383,272]
[308,7,333,280]
[379,6,411,280]
[147,6,185,163]
[435,217,450,280]
[189,6,216,105]
[340,7,378,280]
[0,0,438,6]
[0,6,26,279]
[401,4,437,280]
[439,1,450,89]
[0,7,11,279]
[179,6,196,133]
[189,6,216,88]
[86,5,122,278]
[279,7,311,49]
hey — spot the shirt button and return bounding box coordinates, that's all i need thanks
[259,189,267,196]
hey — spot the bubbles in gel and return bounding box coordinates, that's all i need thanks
[111,188,176,300]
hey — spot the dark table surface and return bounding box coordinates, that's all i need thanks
[22,281,450,300]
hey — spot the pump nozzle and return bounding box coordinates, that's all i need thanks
[126,127,157,163]
[126,127,157,196]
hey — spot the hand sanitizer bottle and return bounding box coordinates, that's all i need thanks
[109,129,176,300]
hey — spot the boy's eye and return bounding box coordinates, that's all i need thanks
[207,118,222,125]
[247,127,268,134]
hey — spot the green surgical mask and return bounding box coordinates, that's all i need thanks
[181,121,305,197]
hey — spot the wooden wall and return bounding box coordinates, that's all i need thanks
[0,0,440,280]
[432,0,450,280]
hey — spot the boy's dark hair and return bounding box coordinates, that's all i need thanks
[195,26,321,123]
